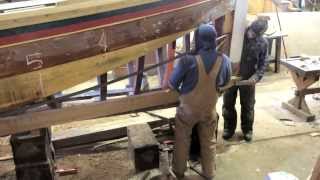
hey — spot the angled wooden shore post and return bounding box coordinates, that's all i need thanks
[134,56,146,95]
[99,73,108,101]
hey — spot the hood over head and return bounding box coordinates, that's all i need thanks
[249,19,268,36]
[194,24,217,52]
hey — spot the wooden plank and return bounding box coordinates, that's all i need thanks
[0,90,179,136]
[53,118,171,149]
[311,157,320,180]
[296,88,320,96]
[0,31,186,110]
[127,61,136,89]
[275,36,281,73]
[282,101,315,122]
[0,1,234,110]
[128,123,159,172]
[0,0,220,77]
[229,0,248,63]
[156,47,166,85]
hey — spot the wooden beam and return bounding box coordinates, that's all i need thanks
[0,31,187,110]
[53,118,171,149]
[134,56,145,94]
[98,73,108,101]
[311,157,320,180]
[0,90,179,137]
[156,47,166,85]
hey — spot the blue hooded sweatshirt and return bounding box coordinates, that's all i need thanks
[169,24,232,94]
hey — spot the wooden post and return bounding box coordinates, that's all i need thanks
[215,16,225,36]
[98,73,108,101]
[0,90,179,136]
[127,61,135,89]
[156,47,167,86]
[134,56,145,94]
[311,156,320,180]
[275,37,281,73]
[184,33,191,53]
[162,41,176,87]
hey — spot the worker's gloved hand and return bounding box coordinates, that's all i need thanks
[248,74,260,85]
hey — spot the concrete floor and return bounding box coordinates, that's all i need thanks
[133,69,320,180]
[212,70,320,180]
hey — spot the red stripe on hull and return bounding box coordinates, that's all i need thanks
[0,0,204,46]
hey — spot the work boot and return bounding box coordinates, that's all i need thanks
[243,131,253,142]
[222,130,234,140]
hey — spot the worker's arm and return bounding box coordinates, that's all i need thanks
[249,38,268,83]
[217,54,232,87]
[216,54,233,95]
[166,56,190,92]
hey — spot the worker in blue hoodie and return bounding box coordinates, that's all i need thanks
[222,19,268,142]
[167,24,232,180]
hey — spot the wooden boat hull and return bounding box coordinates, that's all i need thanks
[0,0,234,110]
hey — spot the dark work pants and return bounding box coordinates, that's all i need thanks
[222,85,255,133]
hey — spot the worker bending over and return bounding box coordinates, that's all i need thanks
[167,24,232,179]
[222,18,268,142]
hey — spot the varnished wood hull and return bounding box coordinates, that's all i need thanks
[0,0,234,110]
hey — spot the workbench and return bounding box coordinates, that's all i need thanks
[281,56,320,121]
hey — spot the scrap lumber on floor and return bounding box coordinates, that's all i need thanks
[311,157,320,180]
[0,90,179,136]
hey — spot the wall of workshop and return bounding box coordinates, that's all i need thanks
[249,0,276,15]
[261,12,320,57]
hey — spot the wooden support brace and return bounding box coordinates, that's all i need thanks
[128,123,159,173]
[275,37,281,73]
[0,90,179,136]
[162,41,176,87]
[156,47,166,85]
[98,73,108,101]
[282,101,315,122]
[127,61,135,89]
[310,156,320,180]
[184,33,191,53]
[134,56,145,94]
